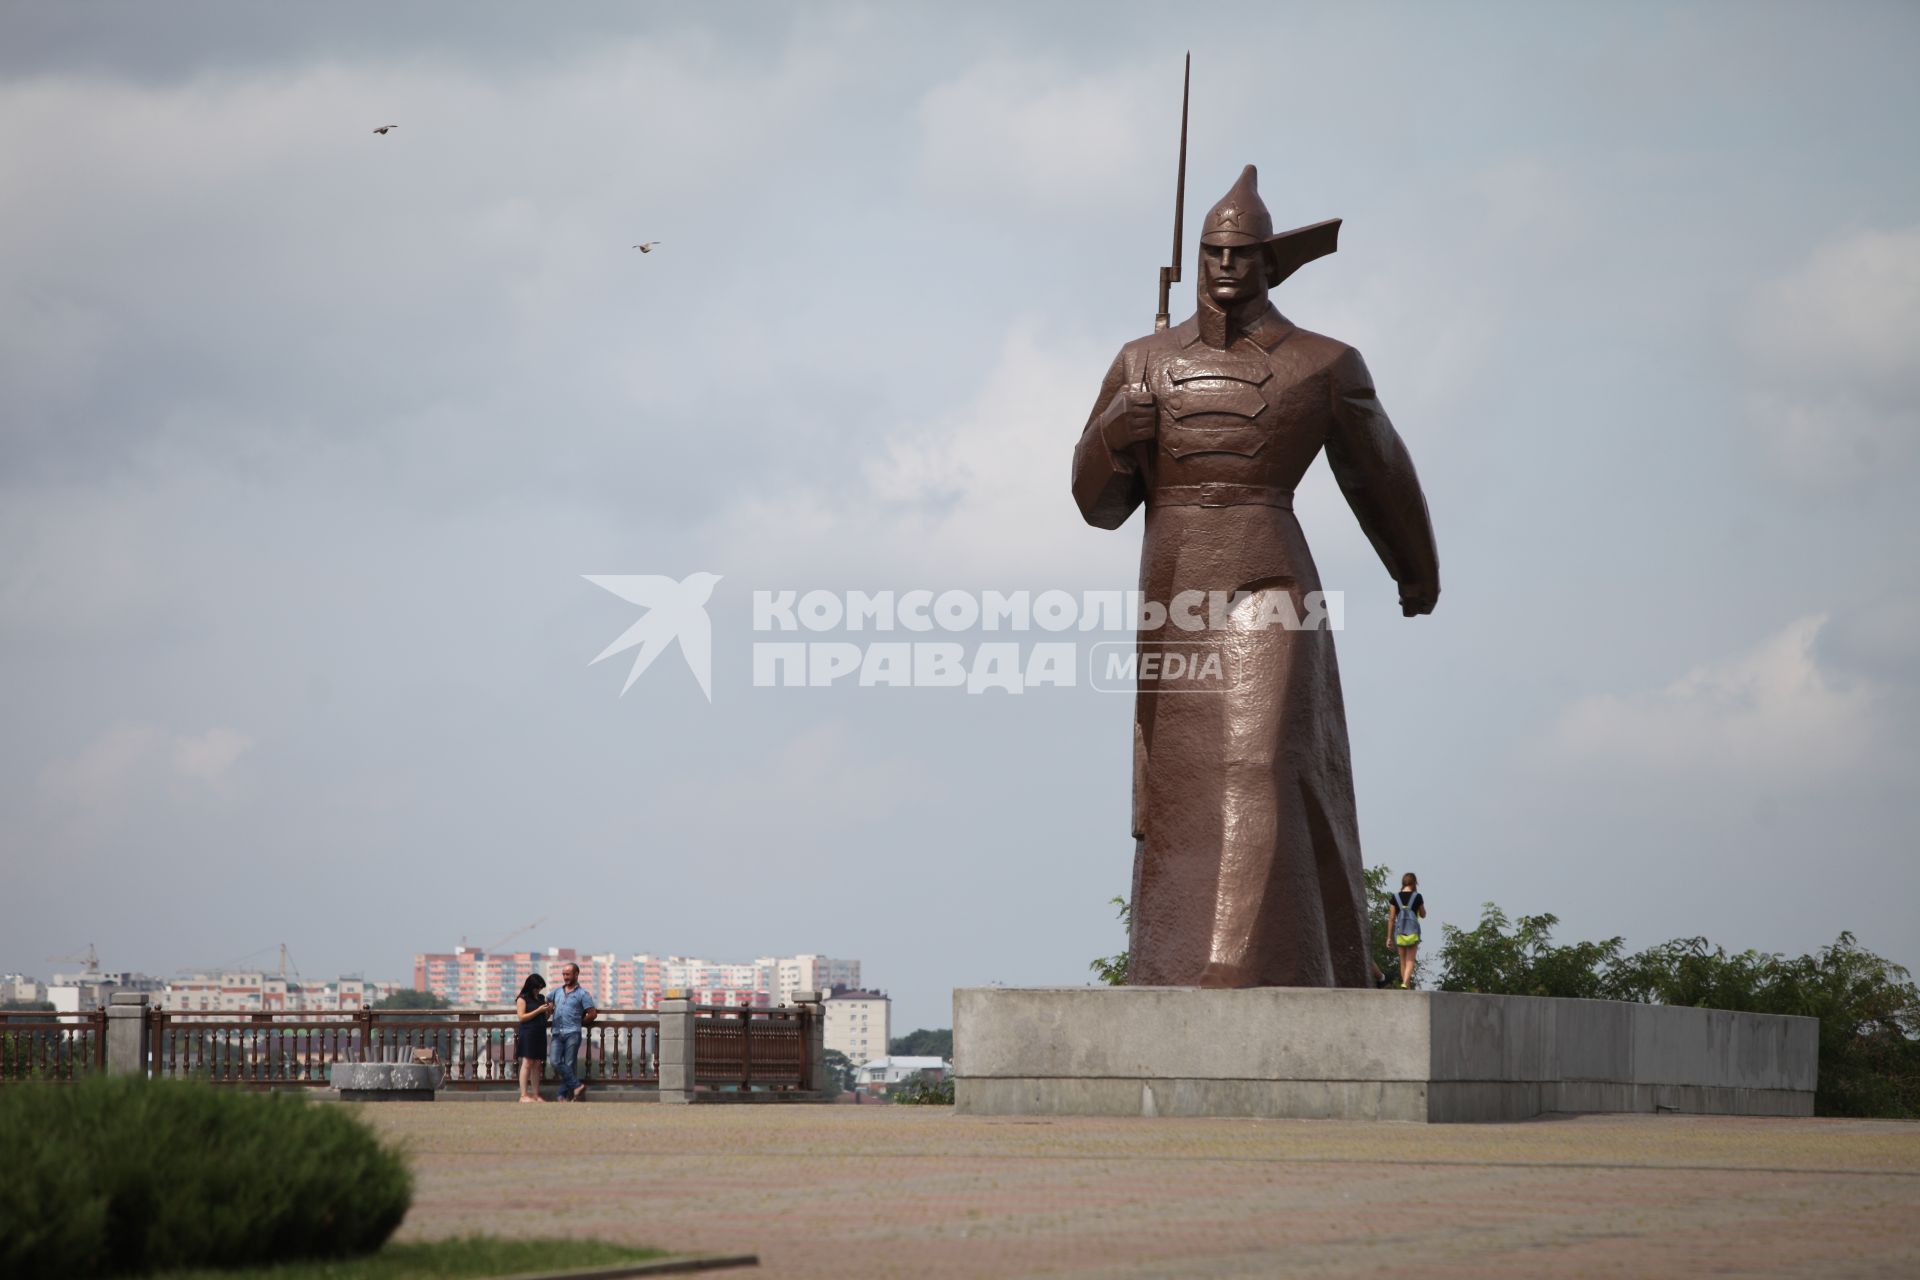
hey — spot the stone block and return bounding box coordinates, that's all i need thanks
[329,1062,443,1101]
[953,987,1817,1123]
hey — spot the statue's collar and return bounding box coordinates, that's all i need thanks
[1186,300,1294,352]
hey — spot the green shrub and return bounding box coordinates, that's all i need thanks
[890,1073,955,1105]
[1436,904,1629,1000]
[1436,910,1920,1120]
[1757,933,1920,1118]
[0,1075,412,1278]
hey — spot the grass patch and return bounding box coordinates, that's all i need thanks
[155,1237,670,1280]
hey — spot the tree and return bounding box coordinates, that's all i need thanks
[1436,903,1627,1000]
[371,989,451,1011]
[1606,937,1775,1009]
[1089,897,1131,986]
[1752,933,1920,1118]
[822,1049,856,1096]
[888,1028,952,1059]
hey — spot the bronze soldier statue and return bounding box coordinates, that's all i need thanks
[1071,164,1440,988]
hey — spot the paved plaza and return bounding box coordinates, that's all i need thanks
[365,1103,1920,1279]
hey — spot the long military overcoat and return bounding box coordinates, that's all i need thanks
[1072,303,1439,988]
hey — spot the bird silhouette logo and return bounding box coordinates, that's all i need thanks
[584,572,723,700]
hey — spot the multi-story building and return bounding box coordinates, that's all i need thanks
[158,974,399,1013]
[765,955,861,1005]
[1,974,46,1004]
[409,947,864,1012]
[412,947,579,1007]
[821,988,890,1067]
[48,971,164,1013]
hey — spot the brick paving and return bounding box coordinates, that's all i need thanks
[361,1104,1920,1279]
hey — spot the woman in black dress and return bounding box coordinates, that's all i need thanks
[514,974,553,1103]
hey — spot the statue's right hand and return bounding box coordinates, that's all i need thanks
[1100,383,1157,452]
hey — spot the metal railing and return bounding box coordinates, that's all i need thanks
[145,1008,663,1088]
[0,1010,108,1082]
[2,1002,817,1094]
[694,1007,810,1090]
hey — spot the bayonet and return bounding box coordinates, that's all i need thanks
[1154,53,1190,332]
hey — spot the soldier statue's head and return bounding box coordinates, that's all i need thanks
[1196,165,1341,346]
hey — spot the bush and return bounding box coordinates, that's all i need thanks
[890,1073,955,1105]
[1756,933,1920,1118]
[1436,904,1628,1000]
[1435,908,1920,1119]
[0,1075,412,1278]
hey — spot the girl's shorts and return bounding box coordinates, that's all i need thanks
[1395,934,1421,947]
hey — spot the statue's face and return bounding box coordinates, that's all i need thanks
[1201,241,1266,305]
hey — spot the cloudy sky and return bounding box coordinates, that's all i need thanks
[3,1,1916,1030]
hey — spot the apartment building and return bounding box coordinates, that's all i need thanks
[158,974,399,1013]
[410,946,862,1011]
[821,988,890,1066]
[1,974,46,1004]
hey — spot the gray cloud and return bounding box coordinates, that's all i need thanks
[4,2,1918,1029]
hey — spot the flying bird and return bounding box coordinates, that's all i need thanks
[372,125,398,135]
[632,241,662,253]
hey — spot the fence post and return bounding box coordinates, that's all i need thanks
[794,990,826,1095]
[105,992,149,1077]
[657,994,696,1104]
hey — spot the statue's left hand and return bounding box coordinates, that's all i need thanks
[1399,582,1438,617]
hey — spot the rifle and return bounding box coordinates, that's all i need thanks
[1153,53,1191,333]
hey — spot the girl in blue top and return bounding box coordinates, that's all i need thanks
[1388,872,1426,989]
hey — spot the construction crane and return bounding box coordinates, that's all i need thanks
[47,943,101,975]
[482,916,548,954]
[174,943,301,980]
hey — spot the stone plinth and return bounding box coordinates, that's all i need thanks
[953,987,1817,1123]
[105,991,149,1076]
[329,1062,443,1101]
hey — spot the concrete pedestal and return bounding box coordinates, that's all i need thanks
[329,1062,443,1101]
[953,987,1817,1123]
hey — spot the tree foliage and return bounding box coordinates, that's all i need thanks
[1437,904,1628,1000]
[889,1072,955,1105]
[1093,885,1920,1118]
[1438,907,1920,1118]
[1089,897,1131,986]
[370,989,451,1011]
[822,1049,855,1096]
[888,1028,952,1059]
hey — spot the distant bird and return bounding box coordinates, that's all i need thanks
[632,241,662,253]
[372,125,398,135]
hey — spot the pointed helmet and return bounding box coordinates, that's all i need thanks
[1199,163,1343,287]
[1200,164,1273,248]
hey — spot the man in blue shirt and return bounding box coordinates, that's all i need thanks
[547,962,597,1101]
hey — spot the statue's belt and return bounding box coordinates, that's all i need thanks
[1152,482,1294,510]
